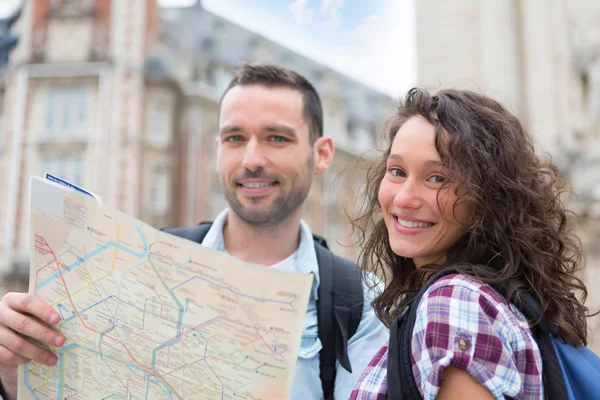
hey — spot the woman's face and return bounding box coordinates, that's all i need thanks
[378,115,472,268]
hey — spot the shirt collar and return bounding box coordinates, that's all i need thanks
[201,209,320,299]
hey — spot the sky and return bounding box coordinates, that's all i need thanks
[169,0,416,98]
[0,0,416,98]
[0,0,20,16]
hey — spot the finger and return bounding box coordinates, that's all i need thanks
[0,345,31,365]
[0,326,56,366]
[0,306,64,348]
[1,293,60,325]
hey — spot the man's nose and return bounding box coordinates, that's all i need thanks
[241,138,267,170]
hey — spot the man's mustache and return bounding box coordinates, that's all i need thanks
[233,169,281,182]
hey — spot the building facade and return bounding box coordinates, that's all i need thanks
[416,0,600,350]
[0,0,396,293]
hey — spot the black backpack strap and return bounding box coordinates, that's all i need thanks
[389,266,469,399]
[161,221,213,244]
[314,237,363,400]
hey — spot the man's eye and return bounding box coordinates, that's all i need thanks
[270,136,287,143]
[225,135,244,142]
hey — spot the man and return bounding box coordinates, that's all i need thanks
[0,63,387,399]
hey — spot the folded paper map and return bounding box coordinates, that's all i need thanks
[20,176,313,400]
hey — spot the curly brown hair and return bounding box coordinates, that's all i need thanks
[353,87,590,346]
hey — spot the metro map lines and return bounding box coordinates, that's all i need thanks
[25,195,311,400]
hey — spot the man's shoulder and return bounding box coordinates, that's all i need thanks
[310,233,329,250]
[160,224,212,243]
[308,232,357,265]
[160,225,205,233]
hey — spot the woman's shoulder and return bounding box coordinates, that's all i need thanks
[416,272,528,341]
[426,273,502,299]
[422,273,525,324]
[412,273,544,399]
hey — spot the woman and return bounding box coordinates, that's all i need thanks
[350,88,590,399]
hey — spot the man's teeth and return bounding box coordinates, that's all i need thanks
[242,182,274,188]
[396,218,434,228]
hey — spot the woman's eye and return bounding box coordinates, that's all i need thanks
[428,175,446,184]
[388,168,405,177]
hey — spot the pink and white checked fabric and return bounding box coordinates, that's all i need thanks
[351,274,545,400]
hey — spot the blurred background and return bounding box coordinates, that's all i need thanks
[0,0,598,349]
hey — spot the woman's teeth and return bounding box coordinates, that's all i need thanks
[396,217,434,228]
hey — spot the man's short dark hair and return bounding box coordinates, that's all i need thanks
[221,63,324,144]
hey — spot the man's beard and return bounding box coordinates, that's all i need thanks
[222,157,314,227]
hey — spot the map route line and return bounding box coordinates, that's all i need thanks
[65,350,99,398]
[58,343,178,400]
[144,376,174,400]
[111,259,150,334]
[53,254,154,398]
[39,237,159,391]
[25,342,143,400]
[51,249,122,309]
[98,375,130,398]
[33,242,74,283]
[171,275,295,306]
[55,288,284,364]
[87,227,130,289]
[34,225,148,293]
[182,359,220,400]
[242,328,275,347]
[110,223,121,276]
[99,332,184,400]
[98,327,166,353]
[148,252,185,372]
[26,178,313,400]
[201,342,226,399]
[235,300,288,360]
[50,253,179,400]
[56,294,186,344]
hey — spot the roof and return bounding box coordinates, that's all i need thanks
[159,3,397,126]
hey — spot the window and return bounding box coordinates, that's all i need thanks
[45,87,89,138]
[150,103,168,147]
[41,155,84,187]
[151,167,169,214]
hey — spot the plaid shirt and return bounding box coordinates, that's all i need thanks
[351,274,544,399]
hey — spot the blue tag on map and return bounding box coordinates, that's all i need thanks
[44,173,99,200]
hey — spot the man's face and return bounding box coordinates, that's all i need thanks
[216,85,316,227]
